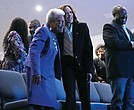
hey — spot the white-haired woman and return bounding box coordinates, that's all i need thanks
[25,8,65,110]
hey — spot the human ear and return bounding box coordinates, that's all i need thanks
[114,13,120,20]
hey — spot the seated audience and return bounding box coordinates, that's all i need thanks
[92,44,108,83]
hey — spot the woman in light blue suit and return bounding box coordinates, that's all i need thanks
[25,8,65,110]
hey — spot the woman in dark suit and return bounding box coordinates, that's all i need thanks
[25,8,65,110]
[58,4,94,110]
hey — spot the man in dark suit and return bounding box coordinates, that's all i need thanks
[103,5,134,110]
[58,4,94,110]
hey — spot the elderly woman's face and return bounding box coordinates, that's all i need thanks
[50,15,65,33]
[64,6,73,24]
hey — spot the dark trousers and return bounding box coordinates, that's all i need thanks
[28,104,55,110]
[62,56,90,110]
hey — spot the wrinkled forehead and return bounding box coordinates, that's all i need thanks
[55,15,64,20]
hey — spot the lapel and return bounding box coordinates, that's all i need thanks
[57,23,79,54]
[112,21,130,40]
[73,22,79,49]
[126,28,134,41]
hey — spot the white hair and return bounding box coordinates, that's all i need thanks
[46,8,65,24]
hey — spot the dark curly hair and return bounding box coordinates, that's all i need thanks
[3,17,29,53]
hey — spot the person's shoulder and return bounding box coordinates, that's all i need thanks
[7,31,21,43]
[76,22,87,26]
[103,21,118,28]
[74,22,89,30]
[103,23,112,27]
[103,22,116,29]
[35,26,44,32]
[93,58,99,63]
[8,31,20,40]
[9,31,18,36]
[35,25,49,35]
[33,25,50,41]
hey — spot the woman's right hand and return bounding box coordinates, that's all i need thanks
[32,74,42,85]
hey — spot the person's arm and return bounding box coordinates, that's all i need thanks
[83,23,94,74]
[29,27,49,85]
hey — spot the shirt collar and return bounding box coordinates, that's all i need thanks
[70,24,73,33]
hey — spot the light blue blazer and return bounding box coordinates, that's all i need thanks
[25,25,62,107]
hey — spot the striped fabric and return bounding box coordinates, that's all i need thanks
[63,27,73,56]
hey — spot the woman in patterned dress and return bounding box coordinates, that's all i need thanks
[1,17,29,73]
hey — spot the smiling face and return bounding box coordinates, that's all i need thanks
[50,15,65,33]
[115,9,127,25]
[113,6,128,26]
[64,6,74,24]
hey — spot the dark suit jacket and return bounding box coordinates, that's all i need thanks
[103,20,134,78]
[57,21,94,74]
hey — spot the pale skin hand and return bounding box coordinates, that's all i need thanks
[32,74,42,85]
[87,73,92,83]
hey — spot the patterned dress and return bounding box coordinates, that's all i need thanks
[1,31,27,73]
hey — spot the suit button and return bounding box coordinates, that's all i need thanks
[75,56,77,58]
[78,63,80,66]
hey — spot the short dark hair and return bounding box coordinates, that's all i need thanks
[112,5,127,17]
[29,19,41,27]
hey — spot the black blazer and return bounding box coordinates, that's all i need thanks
[57,21,94,74]
[103,20,134,78]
